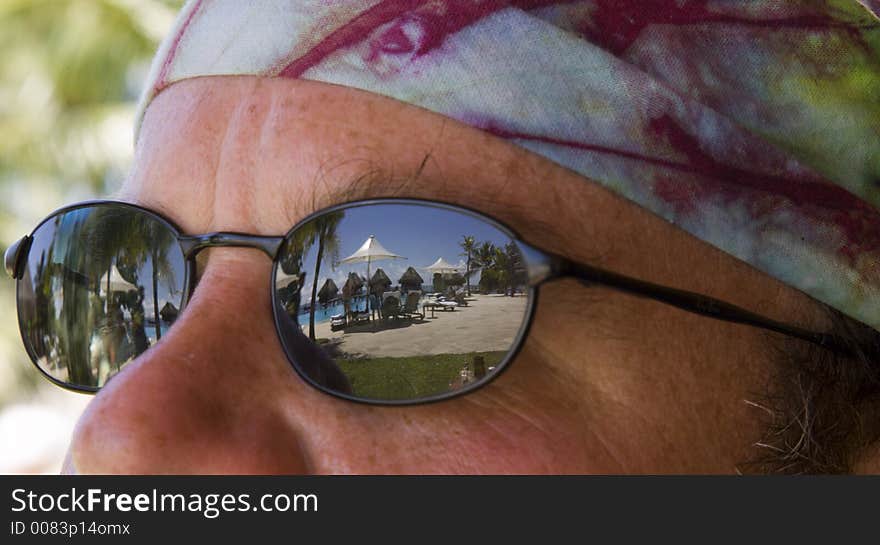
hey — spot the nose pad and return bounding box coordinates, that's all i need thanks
[67,250,318,474]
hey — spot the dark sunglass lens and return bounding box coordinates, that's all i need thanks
[274,203,531,403]
[16,204,186,390]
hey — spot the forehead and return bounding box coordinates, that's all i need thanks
[127,76,600,257]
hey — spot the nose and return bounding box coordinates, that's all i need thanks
[67,250,323,474]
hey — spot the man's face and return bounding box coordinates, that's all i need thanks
[64,76,829,473]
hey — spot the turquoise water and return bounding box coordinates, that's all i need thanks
[298,292,426,324]
[298,295,371,324]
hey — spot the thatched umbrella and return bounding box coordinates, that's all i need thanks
[342,273,364,298]
[398,266,424,292]
[317,278,339,305]
[341,273,365,316]
[159,301,179,323]
[370,268,395,319]
[446,272,466,287]
[276,279,302,317]
[369,268,392,295]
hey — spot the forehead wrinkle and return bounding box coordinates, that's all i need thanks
[215,79,342,235]
[253,85,300,232]
[212,96,266,231]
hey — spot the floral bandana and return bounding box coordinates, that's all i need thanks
[136,0,880,331]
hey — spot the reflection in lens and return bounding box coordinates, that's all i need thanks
[17,205,186,389]
[274,203,531,402]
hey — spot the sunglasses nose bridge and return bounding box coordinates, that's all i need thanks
[179,233,285,259]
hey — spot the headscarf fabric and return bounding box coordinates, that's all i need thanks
[137,0,880,331]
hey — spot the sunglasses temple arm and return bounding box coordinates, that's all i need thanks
[5,235,32,279]
[522,244,848,355]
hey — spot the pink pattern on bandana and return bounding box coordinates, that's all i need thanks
[137,0,880,330]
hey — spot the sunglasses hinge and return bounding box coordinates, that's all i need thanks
[515,240,564,286]
[4,235,32,280]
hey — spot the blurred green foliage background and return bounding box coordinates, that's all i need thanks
[0,0,184,472]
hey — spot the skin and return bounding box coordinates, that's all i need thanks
[64,76,843,474]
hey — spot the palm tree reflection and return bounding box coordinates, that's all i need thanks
[306,212,343,341]
[24,207,182,387]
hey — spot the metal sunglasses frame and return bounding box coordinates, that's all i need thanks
[5,198,847,404]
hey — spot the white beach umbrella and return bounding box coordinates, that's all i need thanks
[99,265,138,294]
[424,257,460,274]
[275,269,302,289]
[340,235,403,265]
[339,235,405,314]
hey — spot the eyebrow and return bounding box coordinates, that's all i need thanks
[309,153,437,208]
[313,153,562,247]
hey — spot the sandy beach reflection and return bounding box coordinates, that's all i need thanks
[310,294,527,358]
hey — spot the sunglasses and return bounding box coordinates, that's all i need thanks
[5,198,843,405]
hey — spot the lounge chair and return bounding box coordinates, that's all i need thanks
[400,291,424,320]
[349,310,370,324]
[381,293,402,320]
[453,291,468,306]
[434,294,459,308]
[422,299,458,318]
[330,313,347,331]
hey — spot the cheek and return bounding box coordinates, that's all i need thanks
[304,350,604,474]
[515,279,771,472]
